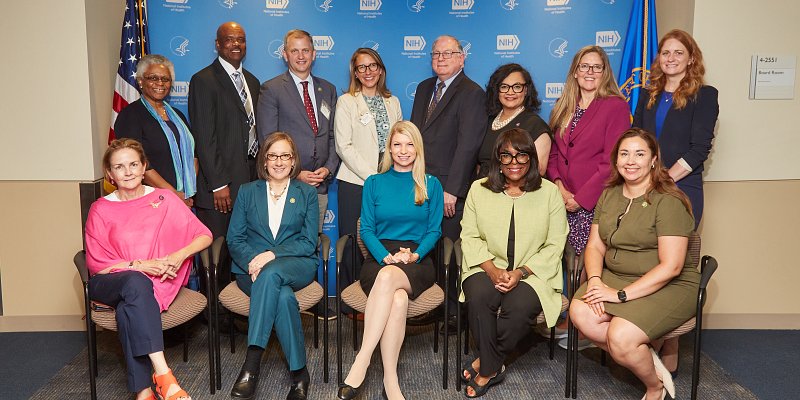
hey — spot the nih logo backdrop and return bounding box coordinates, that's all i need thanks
[151,0,633,119]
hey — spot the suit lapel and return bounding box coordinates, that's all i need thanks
[283,72,316,133]
[569,97,602,142]
[253,180,275,242]
[275,181,300,243]
[212,60,247,117]
[424,72,464,130]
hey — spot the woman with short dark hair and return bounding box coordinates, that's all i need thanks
[460,129,568,398]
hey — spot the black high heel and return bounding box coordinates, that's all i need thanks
[336,383,362,400]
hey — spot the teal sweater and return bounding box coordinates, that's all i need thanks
[360,168,443,264]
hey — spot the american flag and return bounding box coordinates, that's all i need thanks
[109,0,150,143]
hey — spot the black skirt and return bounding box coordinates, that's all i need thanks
[359,239,436,300]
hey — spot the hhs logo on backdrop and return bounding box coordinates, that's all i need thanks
[217,0,236,9]
[315,0,333,12]
[268,39,285,59]
[170,36,190,57]
[500,0,519,11]
[407,0,426,13]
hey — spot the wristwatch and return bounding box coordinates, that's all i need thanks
[617,290,628,303]
[517,268,530,279]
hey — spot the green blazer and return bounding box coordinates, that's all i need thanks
[459,178,568,327]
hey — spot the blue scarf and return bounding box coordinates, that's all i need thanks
[141,99,197,198]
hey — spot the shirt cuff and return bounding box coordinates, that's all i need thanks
[677,158,693,172]
[212,185,228,192]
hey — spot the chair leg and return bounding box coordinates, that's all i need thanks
[229,313,236,354]
[456,301,462,392]
[313,301,320,349]
[433,317,440,353]
[183,324,189,362]
[336,294,343,384]
[549,326,556,360]
[323,297,329,383]
[692,328,702,400]
[352,309,359,351]
[86,317,97,400]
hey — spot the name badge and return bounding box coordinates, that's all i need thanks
[320,101,331,120]
[359,112,373,125]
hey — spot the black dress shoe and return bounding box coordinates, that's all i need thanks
[286,380,309,400]
[336,383,361,400]
[231,370,259,399]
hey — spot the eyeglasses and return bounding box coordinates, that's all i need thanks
[431,50,462,59]
[499,152,530,165]
[355,63,380,73]
[266,153,294,161]
[143,75,172,84]
[577,63,605,73]
[499,83,526,93]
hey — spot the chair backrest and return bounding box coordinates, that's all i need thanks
[453,239,462,268]
[687,232,701,269]
[73,250,89,284]
[699,255,718,290]
[354,219,369,259]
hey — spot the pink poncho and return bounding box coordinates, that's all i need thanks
[84,188,211,311]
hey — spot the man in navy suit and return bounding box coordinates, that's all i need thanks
[189,21,259,322]
[410,35,487,330]
[257,29,338,230]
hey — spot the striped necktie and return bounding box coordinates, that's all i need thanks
[233,71,258,157]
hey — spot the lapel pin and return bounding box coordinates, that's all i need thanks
[290,198,296,203]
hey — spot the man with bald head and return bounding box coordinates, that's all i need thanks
[189,21,260,346]
[410,34,487,330]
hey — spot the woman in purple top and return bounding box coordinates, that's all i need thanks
[547,45,631,256]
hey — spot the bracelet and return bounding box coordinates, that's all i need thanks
[588,275,601,281]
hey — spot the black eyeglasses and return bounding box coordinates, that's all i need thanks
[143,75,172,84]
[577,63,604,73]
[499,152,530,165]
[431,50,462,59]
[266,153,293,161]
[355,63,380,73]
[499,83,526,93]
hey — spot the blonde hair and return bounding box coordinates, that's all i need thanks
[645,29,706,110]
[549,45,625,136]
[378,121,428,205]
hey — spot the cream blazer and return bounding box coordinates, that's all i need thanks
[334,92,402,185]
[459,178,569,327]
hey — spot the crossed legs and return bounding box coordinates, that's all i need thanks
[569,298,664,400]
[344,265,412,400]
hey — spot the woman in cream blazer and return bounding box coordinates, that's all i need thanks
[335,48,402,274]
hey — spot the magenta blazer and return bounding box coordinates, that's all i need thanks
[546,96,630,211]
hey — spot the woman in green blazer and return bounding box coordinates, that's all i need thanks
[459,129,568,398]
[226,133,319,400]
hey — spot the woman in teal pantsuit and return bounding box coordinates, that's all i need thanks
[227,132,319,400]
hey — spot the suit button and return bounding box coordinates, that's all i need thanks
[568,142,574,148]
[565,160,569,165]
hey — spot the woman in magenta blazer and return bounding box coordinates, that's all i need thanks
[547,45,630,257]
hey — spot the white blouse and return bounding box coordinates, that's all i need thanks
[266,180,289,239]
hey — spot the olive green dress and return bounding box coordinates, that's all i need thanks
[574,186,698,339]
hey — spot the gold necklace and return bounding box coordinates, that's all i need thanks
[269,182,288,200]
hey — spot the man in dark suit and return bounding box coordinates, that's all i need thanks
[257,29,338,229]
[410,35,487,330]
[189,21,259,323]
[410,35,486,242]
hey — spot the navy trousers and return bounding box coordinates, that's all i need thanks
[235,256,316,371]
[89,271,163,392]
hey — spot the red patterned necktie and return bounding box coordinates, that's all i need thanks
[301,81,319,134]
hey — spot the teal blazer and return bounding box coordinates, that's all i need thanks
[227,179,319,275]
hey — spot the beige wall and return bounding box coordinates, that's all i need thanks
[0,0,121,331]
[1,0,798,331]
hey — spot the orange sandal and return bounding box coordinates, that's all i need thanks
[152,369,191,400]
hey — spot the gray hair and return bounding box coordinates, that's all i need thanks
[433,35,463,52]
[135,54,175,82]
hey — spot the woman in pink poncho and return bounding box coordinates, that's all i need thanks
[84,139,211,400]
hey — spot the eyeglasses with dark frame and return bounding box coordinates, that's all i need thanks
[355,63,380,73]
[499,151,530,165]
[430,50,463,59]
[577,63,605,73]
[266,153,294,161]
[498,83,527,93]
[143,75,172,84]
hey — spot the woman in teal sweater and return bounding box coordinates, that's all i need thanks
[338,121,443,400]
[460,129,568,398]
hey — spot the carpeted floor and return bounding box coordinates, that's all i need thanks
[29,315,757,400]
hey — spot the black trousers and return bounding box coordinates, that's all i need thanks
[337,180,364,313]
[462,272,542,376]
[89,271,163,392]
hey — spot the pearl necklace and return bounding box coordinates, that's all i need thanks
[269,182,288,201]
[503,190,526,200]
[491,106,525,131]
